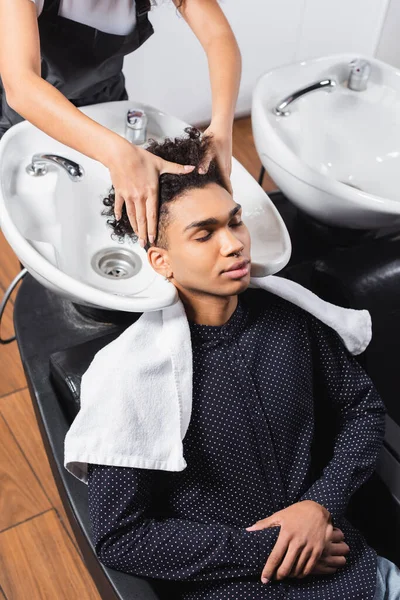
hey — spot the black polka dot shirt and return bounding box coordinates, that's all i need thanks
[87,288,386,599]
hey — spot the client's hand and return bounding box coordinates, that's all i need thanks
[199,121,233,195]
[286,526,349,579]
[107,139,196,247]
[245,500,333,584]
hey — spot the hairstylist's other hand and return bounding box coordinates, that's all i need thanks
[199,122,233,195]
[287,526,349,579]
[245,500,333,584]
[107,139,196,247]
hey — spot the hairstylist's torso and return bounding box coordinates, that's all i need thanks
[0,0,154,134]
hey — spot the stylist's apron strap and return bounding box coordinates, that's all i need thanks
[0,0,154,137]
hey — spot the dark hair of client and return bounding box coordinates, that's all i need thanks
[101,126,230,250]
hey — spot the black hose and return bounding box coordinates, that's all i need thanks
[0,267,28,344]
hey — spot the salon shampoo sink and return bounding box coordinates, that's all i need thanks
[0,100,290,313]
[252,53,400,230]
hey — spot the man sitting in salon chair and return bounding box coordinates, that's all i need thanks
[87,127,400,599]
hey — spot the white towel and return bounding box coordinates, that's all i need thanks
[64,274,372,485]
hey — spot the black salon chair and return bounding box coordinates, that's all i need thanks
[309,232,400,565]
[13,192,400,599]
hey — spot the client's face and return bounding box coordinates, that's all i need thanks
[148,183,251,298]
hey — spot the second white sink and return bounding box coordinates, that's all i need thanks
[252,53,400,230]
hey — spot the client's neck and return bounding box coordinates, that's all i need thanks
[178,289,238,326]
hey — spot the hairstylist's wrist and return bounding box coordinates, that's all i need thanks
[95,131,137,170]
[209,114,234,135]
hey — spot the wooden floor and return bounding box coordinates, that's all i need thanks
[0,116,277,599]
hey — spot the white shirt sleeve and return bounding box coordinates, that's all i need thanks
[29,0,45,17]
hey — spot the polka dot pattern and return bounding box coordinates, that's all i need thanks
[87,288,386,599]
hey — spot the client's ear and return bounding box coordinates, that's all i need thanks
[147,246,172,278]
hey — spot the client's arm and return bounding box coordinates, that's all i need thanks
[87,463,280,581]
[298,313,386,524]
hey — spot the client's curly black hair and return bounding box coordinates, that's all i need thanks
[101,126,229,250]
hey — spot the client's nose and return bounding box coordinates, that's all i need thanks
[220,229,245,256]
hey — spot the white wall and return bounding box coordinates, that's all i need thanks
[375,0,400,69]
[123,0,390,125]
[295,0,389,61]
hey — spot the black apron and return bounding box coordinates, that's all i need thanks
[0,0,154,137]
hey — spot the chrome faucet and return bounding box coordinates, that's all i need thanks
[125,108,148,145]
[348,58,371,91]
[26,153,84,181]
[274,78,337,117]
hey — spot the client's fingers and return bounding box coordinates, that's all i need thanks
[319,554,347,569]
[324,541,350,557]
[330,528,345,543]
[287,547,313,578]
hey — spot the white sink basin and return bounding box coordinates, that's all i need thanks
[0,100,291,312]
[252,53,400,230]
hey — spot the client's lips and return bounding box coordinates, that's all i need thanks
[221,259,250,279]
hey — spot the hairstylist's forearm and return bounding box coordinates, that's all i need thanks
[206,31,242,130]
[8,72,124,166]
[173,0,241,132]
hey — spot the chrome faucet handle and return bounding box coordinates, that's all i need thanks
[26,153,84,181]
[125,108,148,144]
[348,59,371,91]
[274,79,336,117]
[349,58,371,75]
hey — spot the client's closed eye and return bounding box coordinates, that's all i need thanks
[196,220,244,242]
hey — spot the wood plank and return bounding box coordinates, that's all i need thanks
[0,412,51,531]
[0,510,101,599]
[0,228,23,299]
[0,388,81,555]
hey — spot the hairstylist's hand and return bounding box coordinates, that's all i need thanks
[199,121,233,195]
[287,526,349,579]
[245,500,333,584]
[107,139,196,247]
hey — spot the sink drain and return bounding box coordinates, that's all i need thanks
[91,247,142,279]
